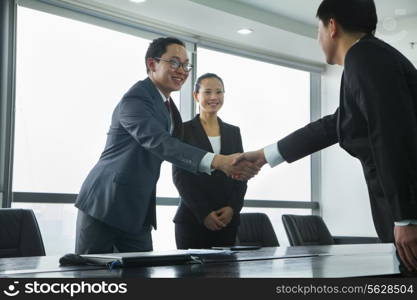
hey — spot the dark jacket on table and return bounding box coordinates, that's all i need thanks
[173,115,247,227]
[277,34,417,243]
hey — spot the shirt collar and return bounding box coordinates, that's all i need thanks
[156,88,170,103]
[352,33,370,47]
[352,38,361,47]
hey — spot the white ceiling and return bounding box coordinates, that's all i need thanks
[67,0,417,65]
[230,0,417,26]
[229,0,417,65]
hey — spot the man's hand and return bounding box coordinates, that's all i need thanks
[212,153,259,180]
[233,149,267,168]
[394,225,417,272]
[203,211,226,231]
[230,149,267,180]
[216,206,234,226]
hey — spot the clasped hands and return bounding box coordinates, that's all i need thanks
[212,149,267,181]
[203,206,234,231]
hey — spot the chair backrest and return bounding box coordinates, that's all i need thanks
[282,214,334,246]
[0,208,46,257]
[236,213,279,247]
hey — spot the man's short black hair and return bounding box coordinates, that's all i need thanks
[145,37,186,73]
[194,73,224,93]
[316,0,377,34]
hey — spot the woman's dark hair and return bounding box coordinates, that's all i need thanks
[194,73,224,93]
[316,0,377,34]
[145,37,186,73]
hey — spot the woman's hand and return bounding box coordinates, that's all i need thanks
[204,211,226,231]
[216,206,234,226]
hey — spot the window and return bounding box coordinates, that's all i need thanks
[13,202,77,255]
[197,48,311,201]
[12,202,310,254]
[13,6,178,197]
[12,202,179,254]
[241,207,312,246]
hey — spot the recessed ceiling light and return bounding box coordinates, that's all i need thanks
[237,28,253,35]
[130,0,146,3]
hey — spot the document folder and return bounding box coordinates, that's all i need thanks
[81,250,194,267]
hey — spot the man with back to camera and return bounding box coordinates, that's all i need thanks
[236,0,417,274]
[74,37,259,254]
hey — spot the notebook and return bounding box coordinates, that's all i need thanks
[80,250,194,267]
[212,245,261,251]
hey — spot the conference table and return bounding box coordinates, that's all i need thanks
[0,243,400,278]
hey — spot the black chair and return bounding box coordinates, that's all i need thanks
[0,208,46,257]
[236,213,279,247]
[282,214,380,246]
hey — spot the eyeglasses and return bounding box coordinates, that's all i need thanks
[154,57,193,72]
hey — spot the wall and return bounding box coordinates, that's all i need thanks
[320,65,377,237]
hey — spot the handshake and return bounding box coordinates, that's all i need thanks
[211,149,266,181]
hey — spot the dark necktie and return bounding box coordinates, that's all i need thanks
[164,99,171,112]
[165,98,183,138]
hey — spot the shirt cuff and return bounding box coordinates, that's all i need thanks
[198,152,215,175]
[394,220,417,226]
[264,143,285,168]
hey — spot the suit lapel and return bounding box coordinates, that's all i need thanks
[142,77,171,128]
[192,115,232,154]
[218,118,231,155]
[192,115,214,152]
[169,98,183,138]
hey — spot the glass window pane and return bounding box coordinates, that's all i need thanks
[12,202,77,255]
[197,48,311,201]
[12,202,310,254]
[12,202,179,254]
[240,207,312,246]
[13,7,178,197]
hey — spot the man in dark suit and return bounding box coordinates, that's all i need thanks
[237,0,417,273]
[75,37,259,254]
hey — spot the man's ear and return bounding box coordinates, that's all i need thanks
[328,18,338,39]
[146,57,156,73]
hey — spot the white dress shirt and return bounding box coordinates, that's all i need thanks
[208,136,221,155]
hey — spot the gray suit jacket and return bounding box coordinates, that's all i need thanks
[75,77,207,234]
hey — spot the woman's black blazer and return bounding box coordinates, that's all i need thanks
[172,115,247,227]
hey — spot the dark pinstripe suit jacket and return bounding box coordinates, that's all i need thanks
[75,78,207,234]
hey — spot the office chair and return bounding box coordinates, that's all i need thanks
[236,213,279,247]
[0,208,46,258]
[282,214,380,246]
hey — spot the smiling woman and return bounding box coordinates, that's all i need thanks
[172,73,248,249]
